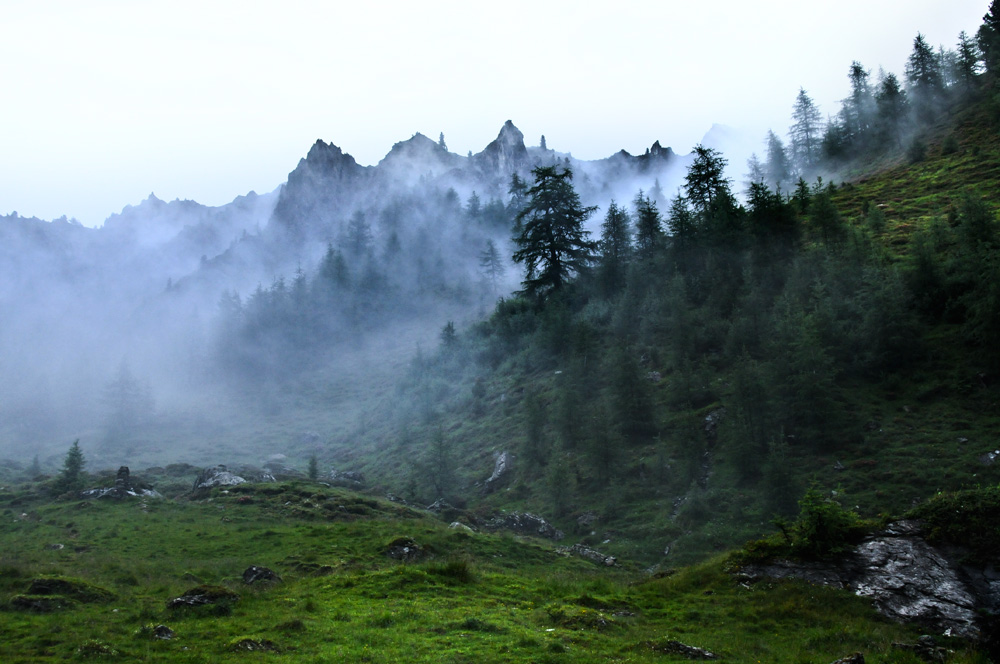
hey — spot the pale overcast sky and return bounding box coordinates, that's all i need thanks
[1,0,988,226]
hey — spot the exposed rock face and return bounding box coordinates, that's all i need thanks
[482,451,511,494]
[558,543,617,566]
[739,520,989,639]
[471,120,528,183]
[271,139,369,239]
[481,511,564,541]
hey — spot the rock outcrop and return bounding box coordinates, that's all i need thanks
[480,511,564,541]
[80,466,162,500]
[739,520,995,639]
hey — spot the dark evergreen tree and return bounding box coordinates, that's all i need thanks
[684,144,731,215]
[633,191,665,259]
[843,61,876,148]
[905,33,945,118]
[55,439,85,494]
[597,201,633,294]
[507,173,529,226]
[875,71,909,147]
[465,191,482,221]
[438,132,447,150]
[789,88,823,171]
[979,0,1000,75]
[954,31,983,93]
[511,166,598,298]
[667,194,696,249]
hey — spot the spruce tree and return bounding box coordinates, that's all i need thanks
[55,439,85,494]
[789,88,823,171]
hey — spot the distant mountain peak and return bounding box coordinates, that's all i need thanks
[472,120,528,181]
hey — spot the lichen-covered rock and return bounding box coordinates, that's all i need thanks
[193,465,247,490]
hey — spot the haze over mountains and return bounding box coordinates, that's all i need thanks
[0,120,695,466]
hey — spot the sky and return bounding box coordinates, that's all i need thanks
[1,0,989,227]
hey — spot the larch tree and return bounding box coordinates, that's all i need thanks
[511,166,598,298]
[789,88,823,172]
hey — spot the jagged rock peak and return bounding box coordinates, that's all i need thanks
[304,139,358,167]
[648,140,673,158]
[472,120,528,179]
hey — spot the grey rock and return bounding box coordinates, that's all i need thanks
[739,520,982,638]
[482,511,564,541]
[482,451,511,494]
[193,465,247,490]
[79,466,163,500]
[558,543,617,566]
[152,625,175,640]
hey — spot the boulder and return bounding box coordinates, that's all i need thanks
[739,520,984,638]
[829,654,865,664]
[193,465,247,490]
[167,584,240,609]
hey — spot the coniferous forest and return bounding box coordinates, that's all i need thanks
[3,4,1000,662]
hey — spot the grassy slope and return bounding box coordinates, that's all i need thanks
[0,479,985,663]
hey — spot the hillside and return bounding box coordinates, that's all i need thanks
[1,473,993,663]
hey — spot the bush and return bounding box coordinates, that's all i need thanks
[787,488,865,559]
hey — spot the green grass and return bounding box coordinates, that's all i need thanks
[2,480,990,663]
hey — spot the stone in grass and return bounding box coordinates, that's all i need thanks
[829,654,865,664]
[152,625,175,640]
[242,565,281,584]
[167,584,240,609]
[385,536,425,561]
[643,639,718,660]
[229,638,280,652]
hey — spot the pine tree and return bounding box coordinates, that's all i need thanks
[875,71,909,148]
[512,166,598,298]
